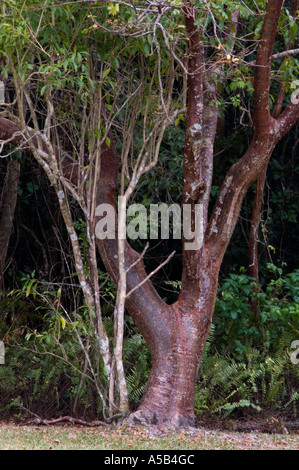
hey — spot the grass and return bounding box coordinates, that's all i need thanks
[0,424,298,450]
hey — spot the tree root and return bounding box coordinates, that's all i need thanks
[123,408,196,432]
[29,416,106,427]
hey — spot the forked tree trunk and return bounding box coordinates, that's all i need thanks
[1,0,298,430]
[95,0,299,428]
[96,155,221,426]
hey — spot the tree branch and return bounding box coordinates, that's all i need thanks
[253,0,284,134]
[276,99,299,139]
[205,1,285,261]
[126,250,175,299]
[272,48,299,61]
[95,134,172,350]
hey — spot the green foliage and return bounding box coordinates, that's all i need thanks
[195,268,299,418]
[1,274,112,419]
[0,342,81,418]
[123,332,151,406]
[1,266,298,420]
[122,267,299,417]
[196,330,299,417]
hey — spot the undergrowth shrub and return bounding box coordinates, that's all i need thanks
[195,267,299,418]
[0,329,106,420]
[0,275,109,420]
[0,267,298,420]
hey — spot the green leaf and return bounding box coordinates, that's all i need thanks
[40,85,48,96]
[108,2,120,16]
[60,316,66,330]
[103,68,111,79]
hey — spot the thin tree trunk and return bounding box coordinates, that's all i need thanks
[248,165,267,318]
[0,158,20,292]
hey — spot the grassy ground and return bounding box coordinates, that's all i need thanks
[0,424,298,450]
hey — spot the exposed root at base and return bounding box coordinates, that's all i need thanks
[123,409,197,434]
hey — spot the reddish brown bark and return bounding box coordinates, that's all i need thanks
[253,0,284,133]
[207,0,287,260]
[96,0,299,427]
[125,306,210,427]
[95,134,221,426]
[248,0,298,317]
[76,0,299,427]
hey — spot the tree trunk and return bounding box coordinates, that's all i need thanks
[0,158,20,292]
[125,293,216,428]
[126,325,200,427]
[94,1,297,429]
[248,165,267,318]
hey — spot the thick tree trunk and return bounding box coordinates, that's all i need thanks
[125,298,215,428]
[95,134,220,427]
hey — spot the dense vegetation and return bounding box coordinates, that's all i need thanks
[0,0,298,425]
[1,132,298,422]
